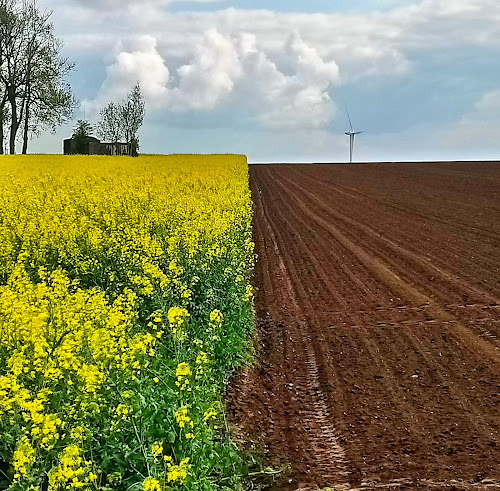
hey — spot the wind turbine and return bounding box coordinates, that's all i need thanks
[345,106,363,162]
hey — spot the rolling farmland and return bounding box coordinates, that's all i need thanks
[229,162,500,489]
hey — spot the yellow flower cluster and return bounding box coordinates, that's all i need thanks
[174,406,194,430]
[12,436,36,479]
[175,362,192,390]
[168,307,190,342]
[203,410,217,423]
[151,441,164,461]
[244,284,254,302]
[146,441,192,488]
[0,155,252,285]
[48,445,97,489]
[167,458,191,483]
[143,477,162,491]
[195,351,210,366]
[209,309,223,325]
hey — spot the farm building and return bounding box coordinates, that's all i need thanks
[63,136,130,156]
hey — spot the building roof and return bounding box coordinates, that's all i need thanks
[64,136,100,142]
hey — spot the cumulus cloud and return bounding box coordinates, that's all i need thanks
[53,0,500,85]
[474,90,500,116]
[172,29,243,111]
[238,33,340,128]
[87,29,340,129]
[83,35,169,114]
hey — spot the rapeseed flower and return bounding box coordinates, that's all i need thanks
[244,285,254,302]
[174,406,193,429]
[176,362,191,378]
[167,307,189,327]
[209,309,223,324]
[196,351,210,366]
[116,404,131,420]
[167,458,190,483]
[12,436,36,478]
[143,477,162,491]
[203,410,217,423]
[151,441,163,461]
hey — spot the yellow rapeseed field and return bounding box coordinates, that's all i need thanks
[0,155,254,490]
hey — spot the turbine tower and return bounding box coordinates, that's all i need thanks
[345,106,363,162]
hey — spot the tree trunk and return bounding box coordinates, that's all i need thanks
[21,89,30,154]
[0,108,4,155]
[0,95,8,155]
[7,84,17,155]
[21,109,28,154]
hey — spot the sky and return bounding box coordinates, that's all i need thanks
[29,0,500,162]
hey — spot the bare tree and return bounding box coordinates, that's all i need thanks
[120,82,145,157]
[96,83,145,157]
[0,0,75,154]
[96,101,122,154]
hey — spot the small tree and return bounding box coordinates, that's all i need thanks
[120,82,145,157]
[96,101,122,154]
[71,119,93,154]
[96,83,145,157]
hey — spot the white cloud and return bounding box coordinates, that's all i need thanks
[82,35,169,114]
[474,90,500,115]
[51,0,500,62]
[239,33,339,128]
[172,28,242,111]
[52,0,500,90]
[87,29,340,129]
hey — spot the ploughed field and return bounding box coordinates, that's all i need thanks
[228,162,500,490]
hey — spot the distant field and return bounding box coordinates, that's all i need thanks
[229,162,500,489]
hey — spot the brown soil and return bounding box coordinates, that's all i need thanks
[227,162,500,490]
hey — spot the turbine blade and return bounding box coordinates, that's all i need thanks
[345,105,354,132]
